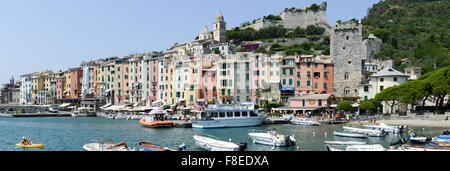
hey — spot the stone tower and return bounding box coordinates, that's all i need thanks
[213,11,226,44]
[331,20,363,97]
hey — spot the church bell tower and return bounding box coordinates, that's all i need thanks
[213,11,227,44]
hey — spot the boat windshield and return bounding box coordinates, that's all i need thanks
[153,114,166,121]
[250,111,258,117]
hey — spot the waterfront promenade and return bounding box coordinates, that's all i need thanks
[348,113,450,128]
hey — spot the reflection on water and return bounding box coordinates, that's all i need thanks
[0,117,447,151]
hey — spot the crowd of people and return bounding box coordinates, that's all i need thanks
[293,111,360,122]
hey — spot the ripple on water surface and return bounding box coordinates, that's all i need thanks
[0,117,447,151]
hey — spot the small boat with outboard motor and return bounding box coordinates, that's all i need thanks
[248,128,296,147]
[343,126,387,137]
[333,131,368,138]
[389,135,450,151]
[363,122,405,134]
[324,141,366,145]
[193,135,247,151]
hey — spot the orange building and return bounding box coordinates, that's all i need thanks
[294,55,333,95]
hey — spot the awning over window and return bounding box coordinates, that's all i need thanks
[58,103,71,108]
[100,103,112,109]
[281,87,295,91]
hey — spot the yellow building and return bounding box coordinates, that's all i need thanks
[63,71,71,98]
[168,59,176,106]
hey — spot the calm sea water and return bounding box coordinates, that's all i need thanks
[0,117,446,151]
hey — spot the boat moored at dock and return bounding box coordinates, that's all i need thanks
[190,104,267,129]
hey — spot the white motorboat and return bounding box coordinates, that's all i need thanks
[410,137,432,144]
[191,104,267,129]
[82,140,135,151]
[71,107,96,117]
[130,115,143,120]
[106,114,115,119]
[114,114,128,120]
[333,131,368,138]
[291,117,320,126]
[395,145,450,151]
[363,123,402,134]
[324,141,366,145]
[248,129,296,147]
[0,113,12,117]
[193,135,246,151]
[328,144,386,151]
[343,126,387,137]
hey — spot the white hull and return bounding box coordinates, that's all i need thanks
[82,143,134,151]
[192,116,267,129]
[248,132,296,147]
[0,113,13,117]
[363,123,400,134]
[291,119,320,126]
[193,135,239,151]
[324,141,366,145]
[343,126,387,137]
[334,131,368,138]
[346,144,386,151]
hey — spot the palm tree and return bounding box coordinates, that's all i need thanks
[256,82,280,113]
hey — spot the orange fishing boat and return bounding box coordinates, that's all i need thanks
[140,108,174,128]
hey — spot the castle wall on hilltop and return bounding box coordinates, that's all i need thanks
[280,9,328,30]
[243,2,330,32]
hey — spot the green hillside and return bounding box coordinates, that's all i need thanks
[362,0,449,74]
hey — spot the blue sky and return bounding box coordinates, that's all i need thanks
[0,0,379,83]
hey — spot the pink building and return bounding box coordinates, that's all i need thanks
[273,94,333,115]
[69,67,83,99]
[56,73,65,101]
[149,57,159,105]
[251,53,265,104]
[294,55,333,95]
[199,55,218,104]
